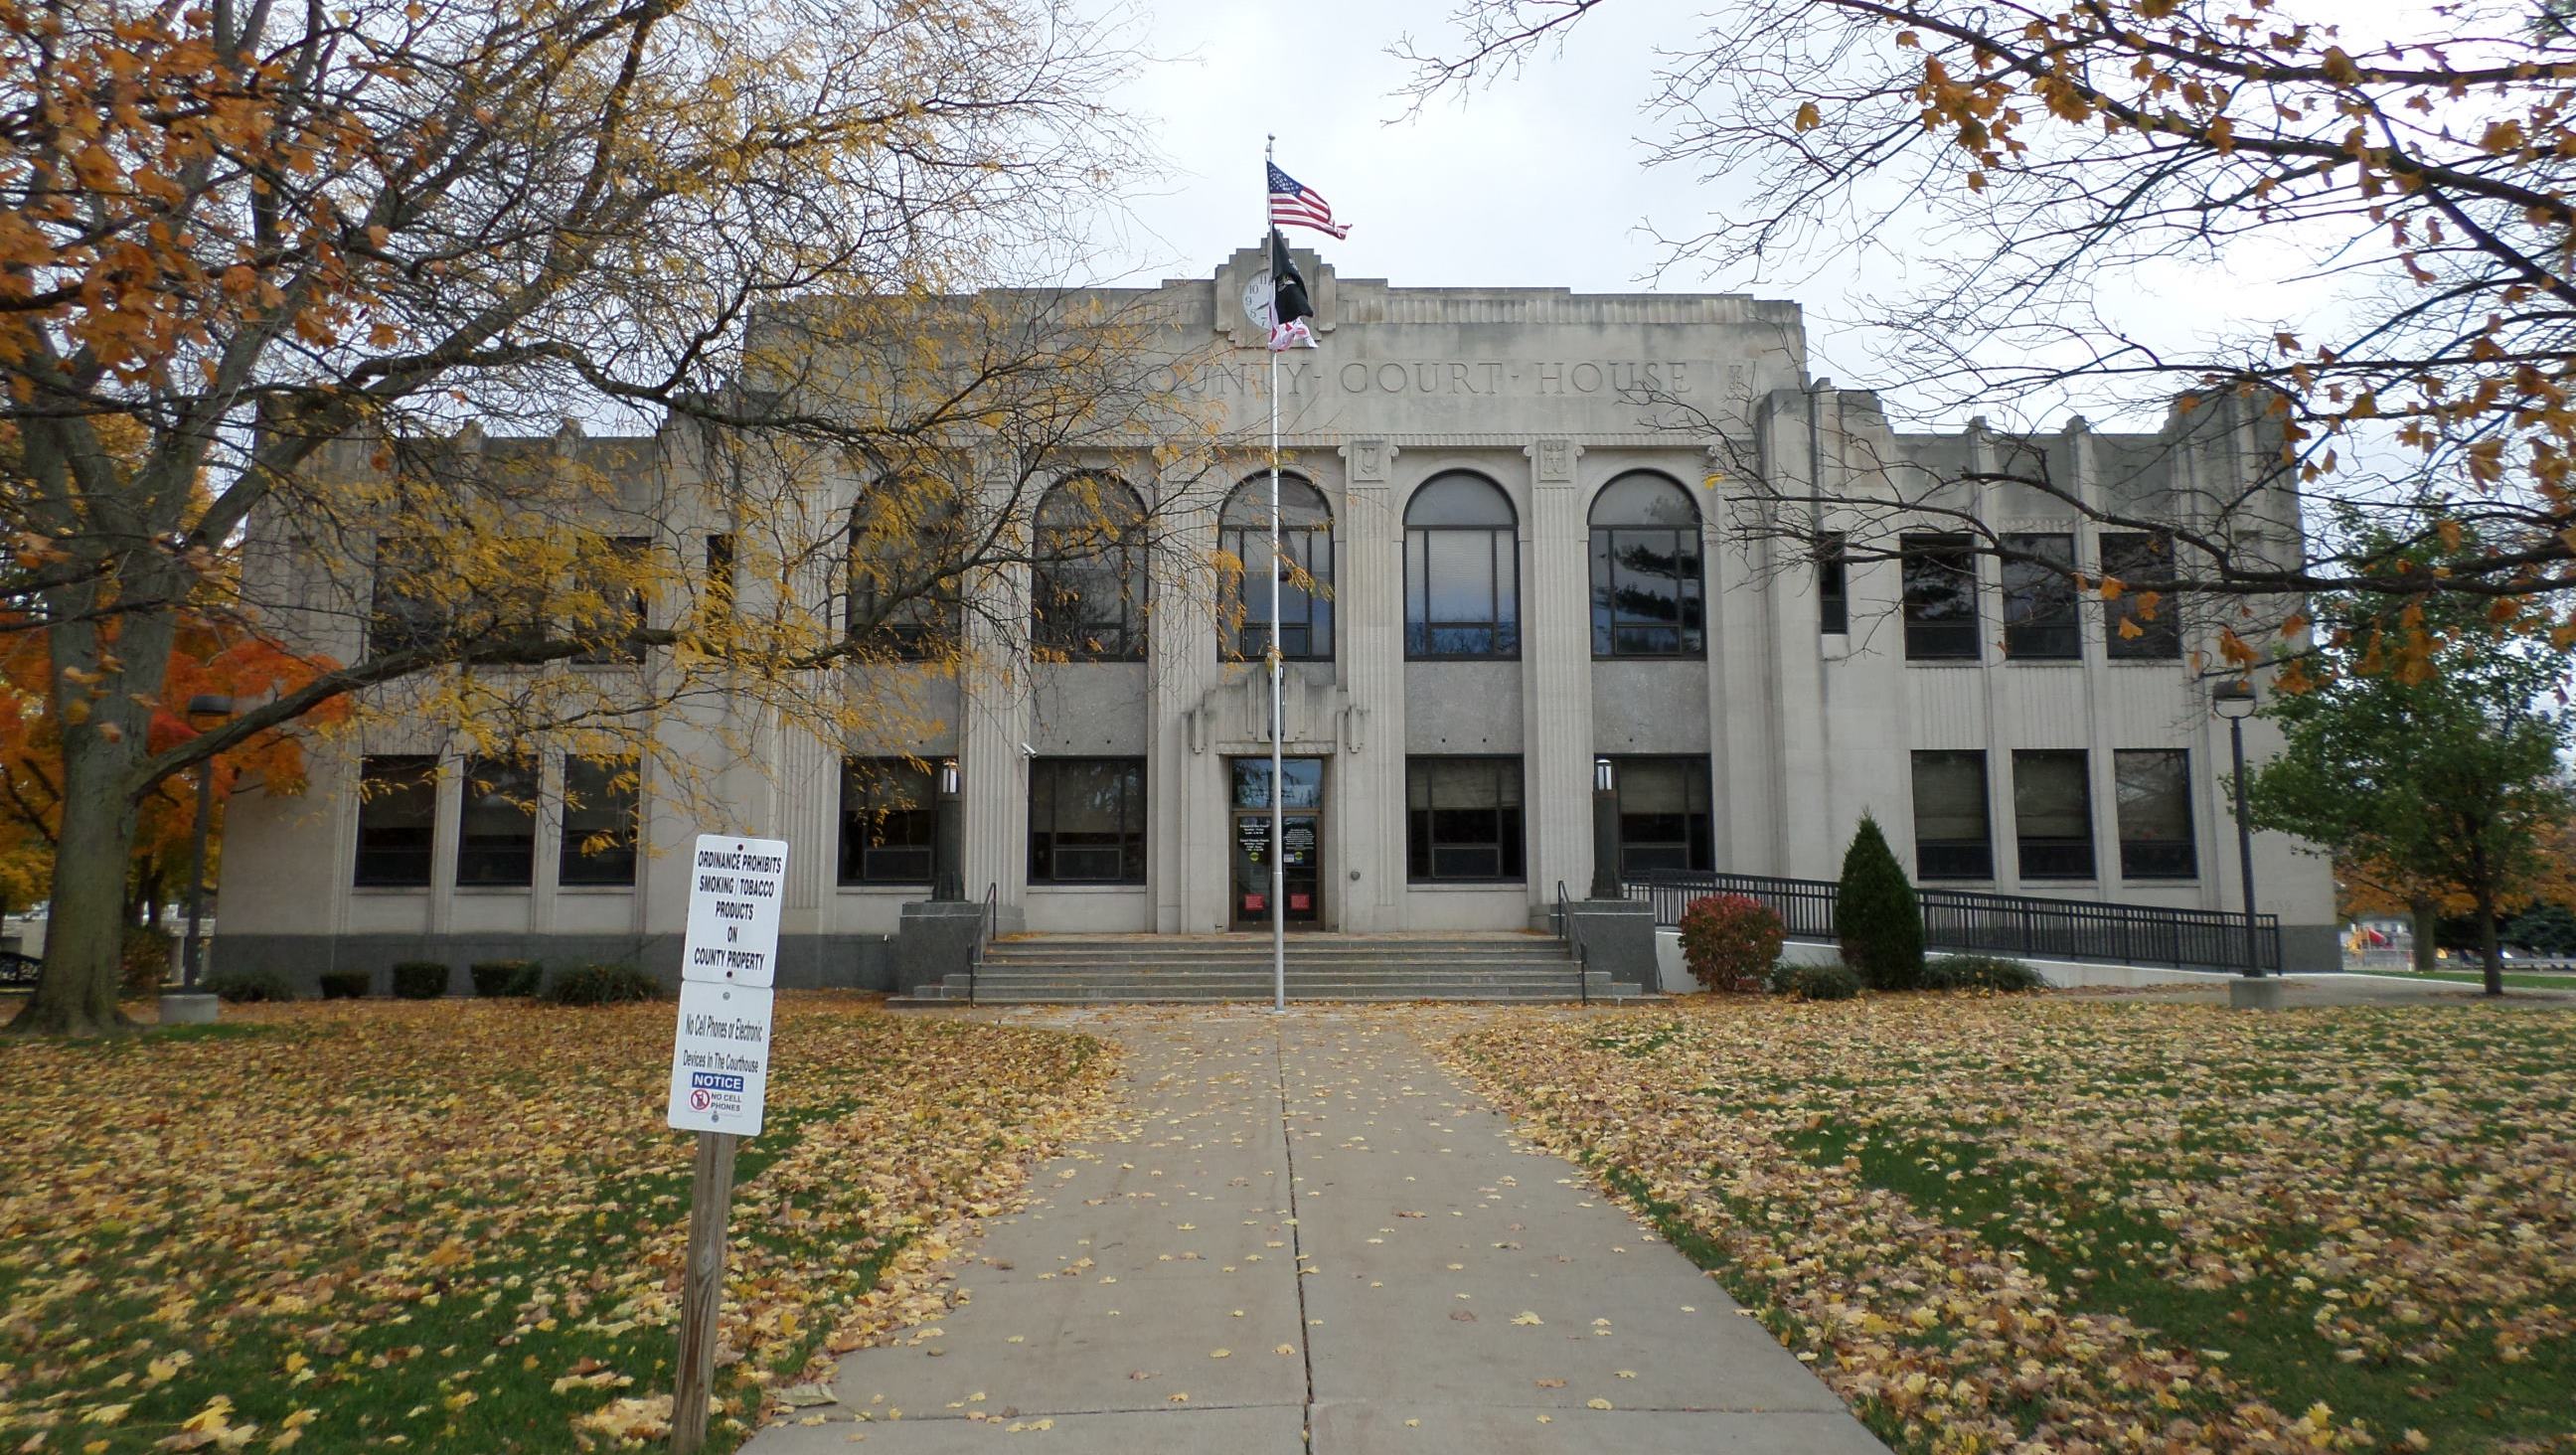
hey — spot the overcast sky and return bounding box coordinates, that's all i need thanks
[1081,0,2346,434]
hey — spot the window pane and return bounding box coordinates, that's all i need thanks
[1818,534,1849,635]
[840,758,937,886]
[1901,535,1980,660]
[1910,750,1992,880]
[1404,474,1514,527]
[1033,476,1145,660]
[1587,473,1697,528]
[1405,756,1524,883]
[355,755,437,888]
[2115,749,2197,879]
[1028,758,1145,884]
[456,757,537,887]
[2002,533,2079,660]
[2102,532,2181,659]
[1613,756,1712,875]
[560,757,638,887]
[1424,531,1493,621]
[2012,749,2095,879]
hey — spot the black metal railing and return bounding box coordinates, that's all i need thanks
[965,882,997,1005]
[1553,881,1590,1006]
[1624,869,2282,974]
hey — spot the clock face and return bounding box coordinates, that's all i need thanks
[1241,270,1274,330]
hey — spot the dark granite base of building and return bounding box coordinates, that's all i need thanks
[213,932,895,997]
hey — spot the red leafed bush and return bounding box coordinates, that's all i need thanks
[1679,893,1786,993]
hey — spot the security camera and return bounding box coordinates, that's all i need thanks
[1019,741,1038,759]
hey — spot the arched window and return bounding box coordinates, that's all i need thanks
[1219,475,1333,661]
[1403,472,1519,659]
[1032,473,1148,660]
[1587,472,1703,657]
[848,476,965,660]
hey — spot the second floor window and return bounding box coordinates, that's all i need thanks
[1818,533,1849,636]
[1404,473,1519,658]
[1589,473,1704,657]
[2001,533,2078,659]
[1032,474,1148,661]
[1901,534,1980,661]
[2102,532,2182,659]
[1220,475,1334,662]
[849,479,965,660]
[567,536,651,665]
[369,538,447,657]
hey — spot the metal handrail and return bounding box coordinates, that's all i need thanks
[1555,881,1589,1007]
[1622,869,2284,974]
[966,881,997,1006]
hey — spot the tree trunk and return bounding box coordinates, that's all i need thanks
[10,724,150,1036]
[2476,888,2505,997]
[2410,897,2438,973]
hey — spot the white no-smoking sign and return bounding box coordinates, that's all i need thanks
[666,834,788,1136]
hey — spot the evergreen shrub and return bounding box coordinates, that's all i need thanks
[470,960,545,998]
[390,961,450,1000]
[1775,961,1861,1001]
[318,970,371,1000]
[1678,893,1786,993]
[1835,815,1924,991]
[204,968,294,1003]
[1927,954,2047,993]
[544,963,663,1006]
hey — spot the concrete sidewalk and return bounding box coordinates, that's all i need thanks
[743,1010,1886,1455]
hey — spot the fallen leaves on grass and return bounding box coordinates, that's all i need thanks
[0,996,1113,1453]
[1441,998,2576,1453]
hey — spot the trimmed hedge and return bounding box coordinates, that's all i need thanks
[1679,893,1785,993]
[1773,961,1861,1002]
[543,963,664,1006]
[470,960,545,998]
[390,961,450,1000]
[1926,954,2048,993]
[318,970,371,1000]
[204,968,294,1004]
[1836,814,1924,991]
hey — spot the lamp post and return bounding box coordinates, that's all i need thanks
[180,694,235,992]
[1589,757,1620,900]
[933,759,963,901]
[2211,680,2262,978]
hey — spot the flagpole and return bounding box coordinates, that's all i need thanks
[1266,135,1286,1016]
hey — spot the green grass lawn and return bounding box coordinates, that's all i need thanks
[1447,997,2576,1454]
[0,997,1110,1454]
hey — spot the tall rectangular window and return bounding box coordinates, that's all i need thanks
[1900,534,1980,660]
[369,539,446,657]
[705,534,735,617]
[1909,750,1992,880]
[1817,533,1849,636]
[559,757,638,888]
[1028,758,1146,885]
[354,755,437,888]
[841,758,938,886]
[2102,532,2181,659]
[1405,756,1526,883]
[2115,749,2197,880]
[2001,533,2078,660]
[455,756,538,888]
[2012,749,2096,881]
[1609,756,1713,876]
[568,536,651,665]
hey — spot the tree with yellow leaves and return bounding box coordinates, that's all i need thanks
[0,0,1207,1036]
[1403,0,2576,661]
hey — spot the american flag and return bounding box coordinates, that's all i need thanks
[1267,162,1350,240]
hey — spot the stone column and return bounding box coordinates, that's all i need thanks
[1522,438,1593,911]
[1152,468,1222,933]
[1338,439,1402,929]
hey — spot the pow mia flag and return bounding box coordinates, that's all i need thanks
[1267,229,1318,352]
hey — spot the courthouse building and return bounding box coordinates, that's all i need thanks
[213,243,2343,987]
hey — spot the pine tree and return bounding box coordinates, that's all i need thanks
[1837,814,1923,990]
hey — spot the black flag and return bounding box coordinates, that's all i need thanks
[1268,230,1317,350]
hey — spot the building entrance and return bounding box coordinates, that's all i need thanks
[1229,756,1324,929]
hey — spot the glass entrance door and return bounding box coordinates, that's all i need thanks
[1230,757,1324,929]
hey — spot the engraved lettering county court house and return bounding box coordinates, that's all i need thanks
[212,243,2341,993]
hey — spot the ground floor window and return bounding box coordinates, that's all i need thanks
[1608,755,1712,875]
[559,758,638,887]
[456,757,539,887]
[2114,749,2196,880]
[2013,749,2095,880]
[355,755,437,888]
[1910,750,1993,880]
[1406,756,1525,883]
[842,758,938,886]
[1029,757,1146,884]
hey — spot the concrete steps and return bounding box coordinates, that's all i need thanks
[893,932,1645,1005]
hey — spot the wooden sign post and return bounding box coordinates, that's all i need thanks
[665,835,788,1454]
